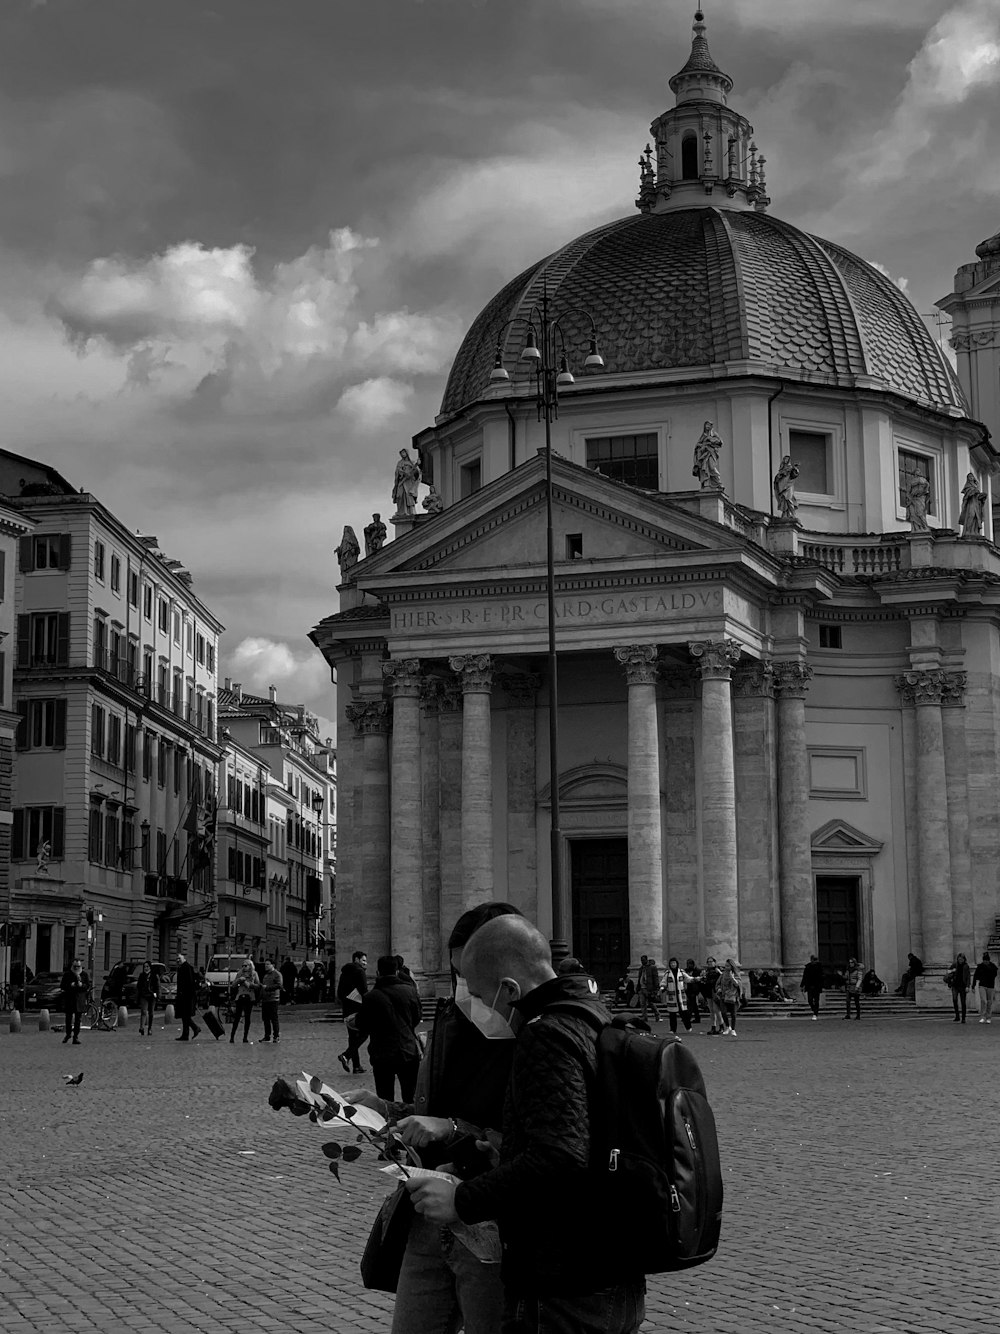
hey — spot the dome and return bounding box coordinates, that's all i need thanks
[440,208,966,420]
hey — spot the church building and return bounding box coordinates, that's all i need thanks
[311,9,1000,999]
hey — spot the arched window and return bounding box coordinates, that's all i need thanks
[681,133,699,180]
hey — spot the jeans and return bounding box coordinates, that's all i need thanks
[952,988,967,1020]
[806,989,821,1016]
[261,1001,280,1040]
[501,1281,645,1334]
[178,1003,200,1038]
[63,1008,81,1040]
[845,991,861,1018]
[231,997,254,1041]
[342,1012,366,1070]
[978,987,995,1019]
[372,1055,420,1103]
[140,997,155,1032]
[637,990,659,1022]
[720,1000,737,1032]
[391,1212,504,1334]
[667,1011,691,1034]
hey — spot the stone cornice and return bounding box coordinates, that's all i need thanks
[449,653,494,694]
[613,644,659,686]
[689,638,742,680]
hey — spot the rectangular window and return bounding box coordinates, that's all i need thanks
[818,624,842,649]
[157,661,169,706]
[104,806,120,866]
[185,622,193,655]
[110,554,121,593]
[128,570,139,607]
[12,805,65,859]
[788,429,832,495]
[94,539,105,581]
[157,740,168,788]
[206,699,214,736]
[110,629,122,679]
[143,729,154,782]
[174,747,184,795]
[17,698,67,750]
[143,648,154,693]
[158,598,169,633]
[173,610,181,644]
[143,584,153,620]
[566,533,584,559]
[88,801,103,863]
[103,932,111,973]
[32,534,69,570]
[91,704,106,758]
[156,829,167,875]
[196,633,205,665]
[125,723,136,774]
[173,670,183,717]
[107,713,122,766]
[19,612,70,668]
[898,449,933,514]
[585,432,659,489]
[207,644,215,673]
[459,459,482,499]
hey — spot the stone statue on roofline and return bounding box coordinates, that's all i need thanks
[364,513,387,555]
[422,485,444,515]
[392,448,421,517]
[904,475,931,532]
[692,421,724,489]
[335,525,360,577]
[959,472,987,538]
[773,455,800,519]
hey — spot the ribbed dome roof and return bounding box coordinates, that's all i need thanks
[440,208,966,419]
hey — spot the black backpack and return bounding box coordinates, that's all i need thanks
[553,1005,724,1273]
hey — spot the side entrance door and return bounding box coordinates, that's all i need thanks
[570,838,629,991]
[815,874,861,973]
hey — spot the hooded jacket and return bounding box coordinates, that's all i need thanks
[354,974,421,1062]
[454,973,639,1297]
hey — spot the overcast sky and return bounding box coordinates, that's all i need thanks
[1,0,998,738]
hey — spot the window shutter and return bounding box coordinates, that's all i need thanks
[228,846,236,879]
[58,534,72,569]
[19,538,34,573]
[56,613,70,666]
[54,698,68,748]
[12,808,24,859]
[17,615,30,668]
[52,808,65,859]
[15,701,29,750]
[0,549,6,593]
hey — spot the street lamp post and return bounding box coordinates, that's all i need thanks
[491,291,604,961]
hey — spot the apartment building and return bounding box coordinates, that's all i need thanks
[215,737,269,956]
[219,684,336,964]
[3,451,223,986]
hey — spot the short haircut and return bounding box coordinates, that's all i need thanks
[376,955,397,976]
[447,901,523,952]
[462,915,552,987]
[352,951,366,962]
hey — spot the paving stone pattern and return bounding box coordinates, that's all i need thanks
[1,1010,996,1334]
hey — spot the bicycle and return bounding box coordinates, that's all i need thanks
[83,994,120,1031]
[0,982,12,1011]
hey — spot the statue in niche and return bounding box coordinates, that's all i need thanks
[422,485,444,515]
[904,475,931,531]
[334,525,360,576]
[392,448,422,517]
[959,472,987,537]
[364,513,387,556]
[773,455,800,519]
[692,421,724,489]
[36,840,51,874]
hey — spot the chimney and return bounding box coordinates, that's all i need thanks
[269,685,277,703]
[233,682,242,702]
[224,677,232,691]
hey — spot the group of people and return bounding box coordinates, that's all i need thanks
[945,951,997,1023]
[173,954,283,1044]
[335,950,421,1095]
[617,955,745,1036]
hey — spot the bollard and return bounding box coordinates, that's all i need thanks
[118,1005,128,1028]
[38,1008,51,1032]
[9,1008,22,1033]
[164,1002,175,1023]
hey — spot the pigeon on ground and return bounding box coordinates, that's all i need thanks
[62,1073,84,1086]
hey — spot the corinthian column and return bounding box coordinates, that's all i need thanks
[345,699,392,955]
[383,659,424,972]
[504,674,540,919]
[419,679,442,975]
[614,645,663,962]
[895,670,957,965]
[449,654,494,898]
[690,639,742,961]
[773,661,815,973]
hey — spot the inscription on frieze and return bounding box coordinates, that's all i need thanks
[392,586,724,632]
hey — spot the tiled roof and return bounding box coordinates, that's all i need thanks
[439,207,969,419]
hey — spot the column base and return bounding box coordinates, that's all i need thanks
[914,970,957,1010]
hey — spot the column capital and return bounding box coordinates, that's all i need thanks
[449,653,494,694]
[772,660,813,699]
[614,644,659,685]
[689,638,742,680]
[733,660,775,699]
[502,673,541,708]
[437,679,464,714]
[382,658,423,698]
[895,669,967,707]
[346,699,391,736]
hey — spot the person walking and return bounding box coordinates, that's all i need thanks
[337,950,369,1074]
[354,956,422,1102]
[229,960,259,1043]
[662,958,692,1035]
[801,954,824,1019]
[280,955,298,1004]
[174,952,201,1041]
[844,958,863,1020]
[683,958,702,1026]
[946,953,971,1023]
[136,960,159,1036]
[636,955,661,1023]
[60,958,88,1045]
[703,956,724,1034]
[259,960,282,1043]
[972,951,997,1024]
[716,959,741,1036]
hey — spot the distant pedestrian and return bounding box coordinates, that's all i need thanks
[717,959,741,1036]
[895,952,924,998]
[337,950,369,1074]
[60,959,88,1045]
[683,957,702,1026]
[175,952,201,1041]
[136,960,159,1036]
[395,954,417,990]
[972,951,997,1024]
[801,954,824,1019]
[229,960,259,1043]
[298,960,314,1002]
[703,956,724,1034]
[637,955,661,1023]
[662,958,691,1035]
[259,960,282,1043]
[280,955,298,1004]
[313,959,327,1001]
[354,955,422,1102]
[945,953,971,1024]
[843,958,863,1020]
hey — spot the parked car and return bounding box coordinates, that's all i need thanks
[101,960,177,1009]
[205,954,257,1003]
[22,972,65,1010]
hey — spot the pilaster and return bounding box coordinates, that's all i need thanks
[383,659,424,973]
[732,660,780,967]
[346,698,392,955]
[614,645,664,962]
[448,654,495,900]
[772,661,816,975]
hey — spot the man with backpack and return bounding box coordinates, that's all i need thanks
[405,915,647,1333]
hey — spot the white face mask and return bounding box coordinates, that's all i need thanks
[456,982,516,1040]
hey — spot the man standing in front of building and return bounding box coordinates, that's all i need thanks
[405,915,646,1334]
[636,954,661,1024]
[174,952,201,1041]
[801,954,824,1020]
[972,951,997,1023]
[337,950,369,1074]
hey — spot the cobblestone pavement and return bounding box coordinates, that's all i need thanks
[1,1007,996,1334]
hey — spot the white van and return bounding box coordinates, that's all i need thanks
[205,954,253,1003]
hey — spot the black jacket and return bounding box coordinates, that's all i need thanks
[455,974,636,1297]
[336,962,368,1013]
[175,961,197,1002]
[60,969,89,1014]
[355,975,421,1062]
[801,960,824,991]
[136,970,160,1001]
[973,960,998,988]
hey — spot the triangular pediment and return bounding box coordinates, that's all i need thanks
[811,819,883,854]
[355,453,746,585]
